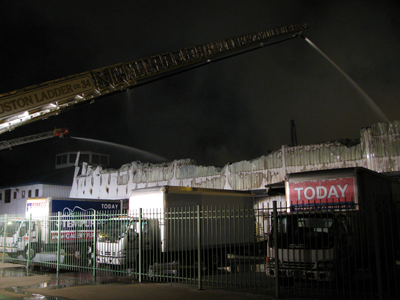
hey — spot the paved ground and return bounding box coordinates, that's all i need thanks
[0,262,316,300]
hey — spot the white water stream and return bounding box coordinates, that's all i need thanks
[71,137,168,163]
[303,37,389,122]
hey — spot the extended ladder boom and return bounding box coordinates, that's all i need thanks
[0,24,306,134]
[0,128,69,150]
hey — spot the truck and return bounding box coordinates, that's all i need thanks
[95,186,255,273]
[0,128,69,151]
[0,197,123,261]
[266,167,400,287]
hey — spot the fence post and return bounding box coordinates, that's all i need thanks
[27,213,32,270]
[273,201,280,298]
[139,208,142,283]
[93,210,97,278]
[197,205,202,290]
[2,214,7,263]
[56,212,61,274]
[371,200,383,300]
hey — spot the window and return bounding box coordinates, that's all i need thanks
[35,189,39,197]
[60,154,67,164]
[22,190,25,198]
[5,189,11,203]
[28,190,32,197]
[100,155,110,166]
[56,154,68,166]
[80,154,90,163]
[69,153,77,164]
[13,191,17,199]
[92,154,100,164]
[0,193,2,200]
[19,222,28,237]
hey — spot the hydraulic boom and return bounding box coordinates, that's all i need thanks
[0,24,306,134]
[0,128,69,150]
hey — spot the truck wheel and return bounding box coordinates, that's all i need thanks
[212,253,220,269]
[8,253,18,259]
[336,261,353,288]
[278,277,294,287]
[87,256,93,267]
[206,251,224,272]
[24,246,36,260]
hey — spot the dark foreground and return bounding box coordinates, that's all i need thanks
[0,262,319,300]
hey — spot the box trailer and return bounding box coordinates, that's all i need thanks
[96,186,255,271]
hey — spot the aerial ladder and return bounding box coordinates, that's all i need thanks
[0,128,69,150]
[0,23,306,135]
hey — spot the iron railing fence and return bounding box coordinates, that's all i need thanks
[267,199,400,300]
[1,202,399,299]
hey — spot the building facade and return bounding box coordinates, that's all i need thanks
[69,120,400,200]
[0,183,71,215]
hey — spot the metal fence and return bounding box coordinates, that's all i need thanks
[1,202,399,299]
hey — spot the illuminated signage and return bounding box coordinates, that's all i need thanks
[288,177,355,210]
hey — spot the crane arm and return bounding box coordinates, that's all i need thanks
[0,128,69,150]
[0,23,306,134]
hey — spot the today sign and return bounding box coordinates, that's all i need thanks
[288,177,355,206]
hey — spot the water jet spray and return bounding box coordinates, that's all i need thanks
[71,137,169,163]
[302,36,389,122]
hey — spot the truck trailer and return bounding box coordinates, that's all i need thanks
[266,167,400,287]
[95,186,255,272]
[0,197,123,260]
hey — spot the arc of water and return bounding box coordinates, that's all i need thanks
[303,36,389,122]
[70,137,169,162]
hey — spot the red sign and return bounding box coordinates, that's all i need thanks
[288,177,355,208]
[50,230,97,241]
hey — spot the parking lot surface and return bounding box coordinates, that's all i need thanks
[1,262,287,300]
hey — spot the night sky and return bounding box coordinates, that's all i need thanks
[1,1,400,183]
